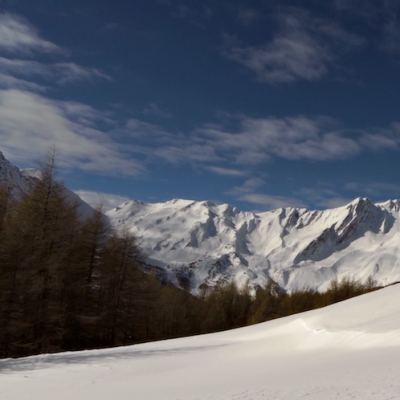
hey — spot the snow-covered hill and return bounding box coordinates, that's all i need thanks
[107,197,400,293]
[1,283,400,399]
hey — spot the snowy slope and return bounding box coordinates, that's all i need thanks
[1,284,400,400]
[107,197,400,293]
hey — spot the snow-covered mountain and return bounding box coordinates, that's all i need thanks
[0,151,32,194]
[0,151,94,219]
[107,197,400,293]
[3,151,400,293]
[2,282,400,399]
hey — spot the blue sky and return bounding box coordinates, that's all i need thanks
[1,0,400,211]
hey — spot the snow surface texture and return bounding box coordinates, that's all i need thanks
[106,197,400,293]
[1,284,400,399]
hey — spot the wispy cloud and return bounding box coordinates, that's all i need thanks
[0,89,143,175]
[346,182,400,198]
[0,72,46,91]
[154,143,221,164]
[227,180,354,210]
[0,13,61,54]
[0,57,111,86]
[125,118,171,139]
[237,7,260,25]
[226,177,266,197]
[297,186,353,209]
[158,2,212,25]
[197,116,361,164]
[0,13,135,176]
[74,190,132,211]
[0,12,110,92]
[54,63,112,84]
[127,113,400,170]
[335,0,400,52]
[207,166,246,177]
[143,103,172,118]
[225,8,364,84]
[239,193,307,209]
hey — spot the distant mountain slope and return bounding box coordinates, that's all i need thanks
[106,197,400,293]
[0,152,31,193]
[0,151,94,219]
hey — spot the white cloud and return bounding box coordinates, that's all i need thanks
[0,72,46,91]
[126,118,171,138]
[0,13,110,93]
[131,114,400,170]
[225,8,364,83]
[226,177,266,197]
[54,63,112,84]
[207,166,245,176]
[0,13,61,54]
[360,132,398,150]
[0,57,111,86]
[229,181,354,211]
[154,143,221,164]
[198,116,361,164]
[239,193,307,209]
[0,57,50,77]
[74,190,132,211]
[0,14,133,176]
[314,196,354,209]
[0,89,144,175]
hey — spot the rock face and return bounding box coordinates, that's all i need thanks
[106,196,400,293]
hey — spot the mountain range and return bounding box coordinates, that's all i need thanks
[2,151,400,293]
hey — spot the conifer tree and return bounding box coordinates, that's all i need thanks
[101,228,143,345]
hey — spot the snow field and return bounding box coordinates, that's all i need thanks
[1,284,400,399]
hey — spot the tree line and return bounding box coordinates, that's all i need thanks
[0,154,379,359]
